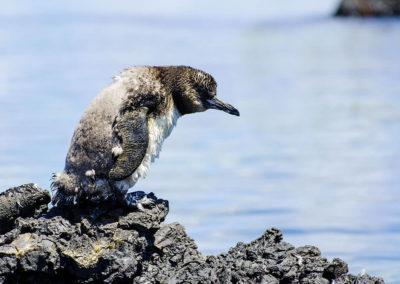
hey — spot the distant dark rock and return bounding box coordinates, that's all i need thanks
[335,0,400,16]
[0,184,385,283]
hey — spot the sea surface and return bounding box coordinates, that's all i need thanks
[1,1,400,282]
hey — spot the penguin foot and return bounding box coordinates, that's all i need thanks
[124,191,156,210]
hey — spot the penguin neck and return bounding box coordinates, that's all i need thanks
[157,66,194,116]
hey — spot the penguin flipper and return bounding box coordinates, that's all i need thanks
[109,108,149,181]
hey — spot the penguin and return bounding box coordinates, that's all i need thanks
[51,66,239,206]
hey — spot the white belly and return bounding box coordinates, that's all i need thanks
[114,106,180,192]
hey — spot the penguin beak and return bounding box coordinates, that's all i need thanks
[206,97,240,116]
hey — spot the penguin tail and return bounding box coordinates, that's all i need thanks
[50,171,80,206]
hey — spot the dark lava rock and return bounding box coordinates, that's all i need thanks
[335,0,400,16]
[0,184,50,234]
[0,184,385,283]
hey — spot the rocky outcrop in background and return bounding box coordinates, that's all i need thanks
[335,0,400,16]
[0,184,385,283]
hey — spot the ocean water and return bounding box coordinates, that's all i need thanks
[1,1,400,282]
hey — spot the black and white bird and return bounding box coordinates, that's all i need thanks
[51,66,239,206]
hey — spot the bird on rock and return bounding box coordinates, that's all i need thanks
[51,66,240,207]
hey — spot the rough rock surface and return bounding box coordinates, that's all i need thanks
[0,184,385,283]
[0,184,50,234]
[335,0,400,16]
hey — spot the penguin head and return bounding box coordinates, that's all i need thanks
[164,66,240,116]
[191,71,240,117]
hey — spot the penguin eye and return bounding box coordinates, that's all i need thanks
[193,87,202,94]
[194,86,212,99]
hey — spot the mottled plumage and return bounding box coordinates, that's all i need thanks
[51,66,239,206]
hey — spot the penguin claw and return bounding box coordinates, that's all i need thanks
[124,191,155,209]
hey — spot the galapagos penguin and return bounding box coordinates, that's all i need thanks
[51,66,239,206]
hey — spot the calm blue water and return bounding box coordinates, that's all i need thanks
[1,1,400,282]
